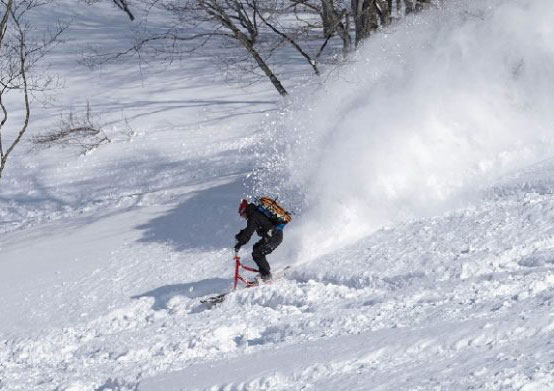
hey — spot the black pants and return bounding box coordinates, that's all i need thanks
[252,229,283,277]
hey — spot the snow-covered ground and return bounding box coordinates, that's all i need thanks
[1,0,554,390]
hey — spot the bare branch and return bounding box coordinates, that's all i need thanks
[0,0,12,52]
[1,2,30,178]
[288,0,320,13]
[83,30,233,66]
[254,7,319,75]
[0,0,64,181]
[33,102,110,154]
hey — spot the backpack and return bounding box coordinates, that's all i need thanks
[256,196,292,227]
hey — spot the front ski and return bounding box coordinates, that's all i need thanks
[200,292,228,305]
[199,280,257,306]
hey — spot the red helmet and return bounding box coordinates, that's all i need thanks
[238,199,248,216]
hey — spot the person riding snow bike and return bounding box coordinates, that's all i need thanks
[234,199,284,282]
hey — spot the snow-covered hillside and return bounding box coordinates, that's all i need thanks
[1,0,554,390]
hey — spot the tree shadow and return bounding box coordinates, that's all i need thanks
[135,177,246,251]
[131,277,230,310]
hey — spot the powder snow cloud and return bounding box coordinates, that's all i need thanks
[253,0,554,260]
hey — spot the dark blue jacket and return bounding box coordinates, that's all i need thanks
[235,203,276,250]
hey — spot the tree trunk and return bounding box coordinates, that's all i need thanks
[405,0,415,14]
[352,0,378,46]
[376,0,391,26]
[415,0,431,12]
[321,0,334,37]
[320,0,352,55]
[227,21,288,95]
[339,12,352,54]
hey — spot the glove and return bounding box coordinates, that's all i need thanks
[234,240,240,253]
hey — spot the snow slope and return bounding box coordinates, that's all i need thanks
[1,0,554,390]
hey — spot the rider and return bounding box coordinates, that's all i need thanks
[234,199,283,281]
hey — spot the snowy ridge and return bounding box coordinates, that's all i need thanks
[2,0,554,390]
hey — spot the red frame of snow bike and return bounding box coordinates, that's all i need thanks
[234,256,259,289]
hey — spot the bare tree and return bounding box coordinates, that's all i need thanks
[0,0,64,182]
[86,0,331,96]
[284,0,352,58]
[89,0,439,96]
[33,101,110,154]
[198,0,290,95]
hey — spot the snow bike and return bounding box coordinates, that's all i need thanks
[200,256,259,305]
[200,256,289,305]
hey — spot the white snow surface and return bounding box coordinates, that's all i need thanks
[1,0,554,390]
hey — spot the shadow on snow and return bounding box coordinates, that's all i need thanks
[131,277,230,310]
[135,177,246,251]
